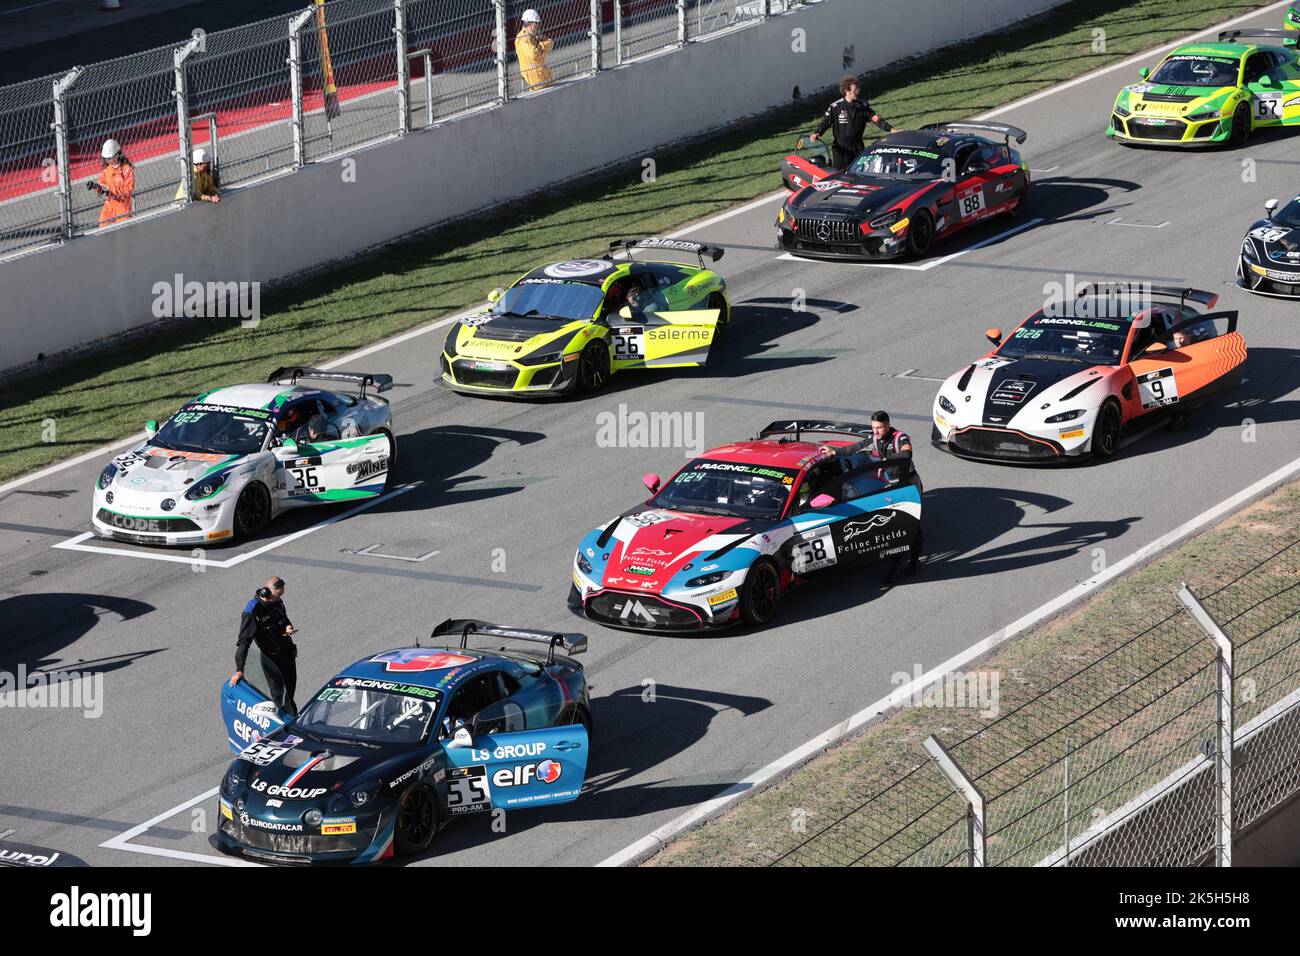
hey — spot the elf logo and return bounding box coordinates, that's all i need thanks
[618,599,657,623]
[492,759,563,788]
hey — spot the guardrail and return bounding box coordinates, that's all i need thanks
[770,538,1300,867]
[0,0,800,261]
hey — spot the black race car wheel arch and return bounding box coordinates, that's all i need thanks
[394,783,438,856]
[377,428,396,481]
[577,339,611,393]
[233,481,271,540]
[567,704,594,746]
[708,292,729,329]
[1093,400,1123,460]
[739,559,782,627]
[1006,181,1028,218]
[1229,104,1250,147]
[907,209,935,258]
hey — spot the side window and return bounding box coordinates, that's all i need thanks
[277,399,314,437]
[980,144,1008,168]
[955,143,980,175]
[1244,52,1270,84]
[840,456,889,502]
[472,698,526,735]
[445,673,507,726]
[797,460,844,510]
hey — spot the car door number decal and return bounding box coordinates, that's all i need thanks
[959,189,986,219]
[446,765,492,814]
[1254,94,1281,121]
[792,526,837,573]
[289,466,323,495]
[612,327,645,361]
[1137,367,1180,409]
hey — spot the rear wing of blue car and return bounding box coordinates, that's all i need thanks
[266,366,394,397]
[431,619,588,662]
[759,420,874,444]
[922,121,1027,145]
[1219,28,1298,47]
[607,238,724,266]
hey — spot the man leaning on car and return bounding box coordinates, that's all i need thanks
[229,576,300,714]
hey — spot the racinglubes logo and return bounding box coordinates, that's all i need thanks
[0,665,103,718]
[49,886,151,936]
[151,273,261,328]
[596,403,703,458]
[890,665,1001,718]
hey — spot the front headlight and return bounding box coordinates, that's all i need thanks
[1186,109,1220,122]
[443,327,460,358]
[576,551,593,574]
[518,348,564,366]
[780,202,797,226]
[1113,104,1131,117]
[348,781,381,809]
[185,471,229,501]
[97,463,118,490]
[1242,241,1258,261]
[223,765,245,797]
[686,571,727,588]
[938,395,957,415]
[1045,409,1086,423]
[870,210,903,230]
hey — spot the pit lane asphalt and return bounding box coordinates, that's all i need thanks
[3,6,1299,867]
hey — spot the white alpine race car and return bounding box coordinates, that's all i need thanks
[931,285,1246,463]
[91,367,395,546]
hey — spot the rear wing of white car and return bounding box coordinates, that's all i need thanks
[266,366,394,397]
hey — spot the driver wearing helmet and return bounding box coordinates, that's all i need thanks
[296,414,338,445]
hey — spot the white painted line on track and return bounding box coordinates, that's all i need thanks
[598,446,1300,866]
[776,217,1044,271]
[100,786,259,866]
[51,482,417,568]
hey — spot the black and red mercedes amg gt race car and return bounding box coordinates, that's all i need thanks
[776,121,1031,260]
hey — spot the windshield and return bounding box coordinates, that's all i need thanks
[650,458,799,520]
[850,146,943,180]
[295,679,441,744]
[997,313,1130,366]
[152,403,271,455]
[493,280,605,322]
[1274,196,1300,228]
[1150,54,1239,87]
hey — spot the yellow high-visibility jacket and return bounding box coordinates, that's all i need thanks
[515,31,553,89]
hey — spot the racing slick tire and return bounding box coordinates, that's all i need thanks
[1005,184,1028,220]
[233,481,272,540]
[708,292,730,331]
[377,428,396,482]
[1228,104,1250,147]
[577,340,611,393]
[394,783,438,856]
[1092,400,1123,460]
[906,209,935,258]
[739,559,782,627]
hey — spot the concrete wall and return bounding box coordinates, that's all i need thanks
[0,0,1064,371]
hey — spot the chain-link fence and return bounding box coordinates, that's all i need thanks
[772,539,1300,867]
[0,0,810,261]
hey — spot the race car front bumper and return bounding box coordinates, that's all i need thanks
[91,487,238,546]
[931,423,1086,465]
[217,796,394,865]
[568,583,740,633]
[440,351,578,397]
[1107,114,1226,146]
[1237,258,1300,298]
[776,221,909,261]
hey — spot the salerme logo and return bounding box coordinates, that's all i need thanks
[49,886,151,936]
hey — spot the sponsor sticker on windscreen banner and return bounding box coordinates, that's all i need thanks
[1137,366,1180,409]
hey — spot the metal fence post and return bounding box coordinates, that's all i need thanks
[924,735,986,866]
[590,0,602,73]
[173,36,203,204]
[1062,738,1071,866]
[288,7,316,168]
[51,67,83,240]
[676,0,686,47]
[1178,584,1234,867]
[493,0,508,104]
[613,0,623,65]
[394,0,410,134]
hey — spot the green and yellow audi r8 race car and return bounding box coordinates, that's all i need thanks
[439,238,729,397]
[1106,25,1300,147]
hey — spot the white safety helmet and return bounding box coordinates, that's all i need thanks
[192,147,208,164]
[522,8,541,22]
[101,138,121,159]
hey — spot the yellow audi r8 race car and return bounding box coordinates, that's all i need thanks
[439,238,729,397]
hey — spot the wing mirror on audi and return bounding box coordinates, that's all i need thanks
[144,420,158,438]
[985,328,1003,345]
[1266,198,1279,219]
[487,287,504,303]
[643,473,661,494]
[809,494,836,509]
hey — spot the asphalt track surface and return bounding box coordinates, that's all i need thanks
[2,5,1300,867]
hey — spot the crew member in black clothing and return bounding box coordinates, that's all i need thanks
[864,411,922,582]
[809,75,896,170]
[229,576,299,714]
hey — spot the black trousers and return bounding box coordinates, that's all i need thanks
[832,142,862,170]
[261,652,298,715]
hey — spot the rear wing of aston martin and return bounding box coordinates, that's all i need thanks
[431,619,588,662]
[607,238,724,267]
[922,121,1028,145]
[1071,282,1219,311]
[266,366,394,397]
[1219,27,1298,47]
[759,420,874,445]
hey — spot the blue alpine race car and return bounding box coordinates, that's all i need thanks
[217,620,591,864]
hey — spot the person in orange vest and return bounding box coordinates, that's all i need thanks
[175,147,221,203]
[89,138,135,226]
[515,8,553,90]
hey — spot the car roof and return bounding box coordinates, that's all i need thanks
[700,438,859,470]
[336,646,502,692]
[197,384,298,410]
[1170,42,1248,59]
[873,129,978,154]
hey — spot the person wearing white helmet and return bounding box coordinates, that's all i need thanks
[90,137,134,226]
[515,8,553,90]
[175,145,221,203]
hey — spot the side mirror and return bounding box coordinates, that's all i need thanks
[447,726,473,750]
[643,473,661,494]
[809,494,836,509]
[985,327,1003,345]
[1138,66,1149,80]
[279,437,298,453]
[487,288,504,304]
[144,420,158,438]
[1265,198,1279,219]
[1259,74,1277,88]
